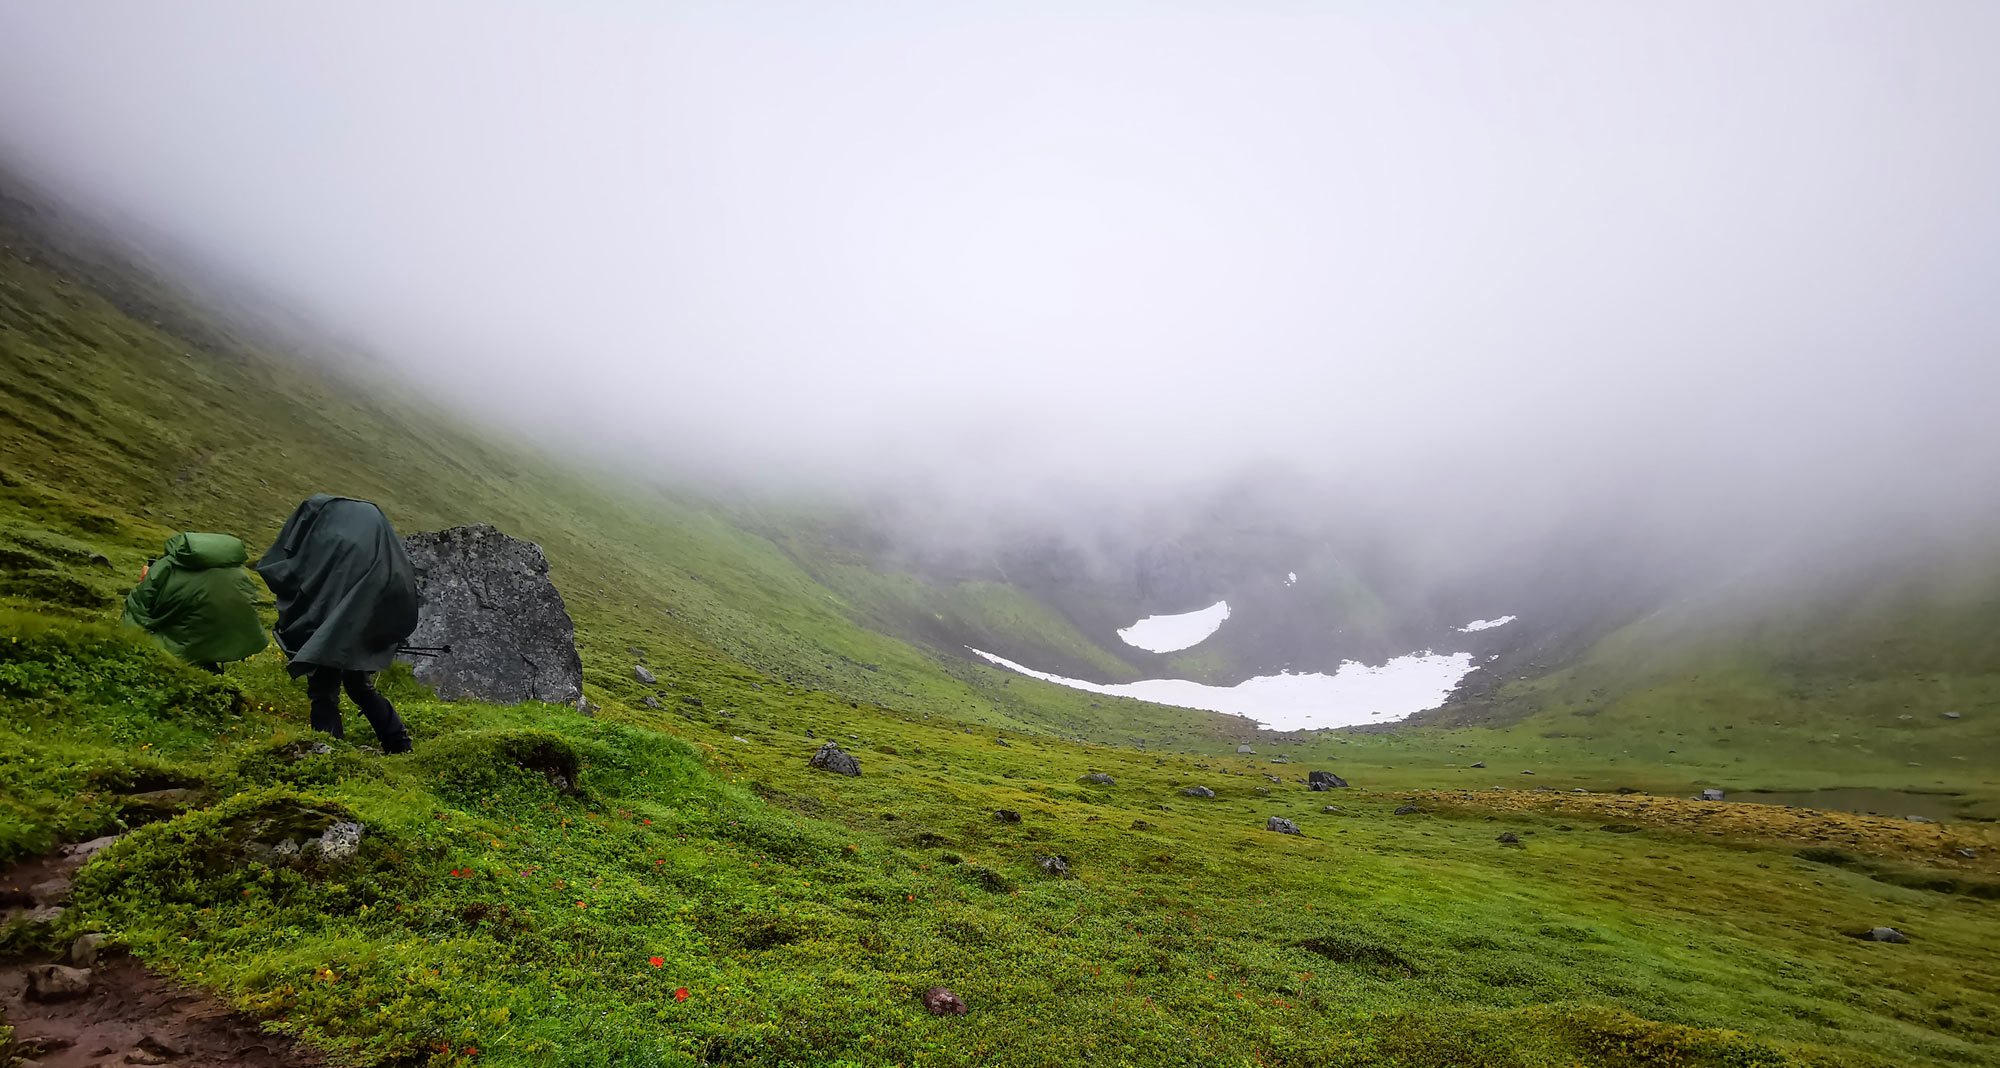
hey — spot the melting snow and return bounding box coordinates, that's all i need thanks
[1117,600,1230,653]
[1459,615,1517,632]
[968,647,1478,731]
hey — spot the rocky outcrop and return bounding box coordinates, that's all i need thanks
[399,525,583,705]
[809,742,861,777]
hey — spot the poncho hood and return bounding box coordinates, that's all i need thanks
[164,531,249,570]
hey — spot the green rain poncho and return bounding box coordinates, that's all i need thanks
[121,532,269,665]
[255,495,419,677]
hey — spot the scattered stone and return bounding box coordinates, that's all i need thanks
[1943,711,1961,719]
[1237,745,1255,754]
[804,729,815,738]
[316,821,365,863]
[1179,786,1216,798]
[70,933,109,968]
[1263,774,1283,784]
[994,739,1011,747]
[63,835,121,861]
[1254,787,1270,795]
[634,665,656,685]
[993,809,1022,824]
[1600,824,1641,834]
[1394,805,1420,815]
[29,878,71,906]
[1035,854,1072,877]
[1469,761,1485,768]
[1700,789,1726,801]
[921,986,969,1016]
[576,696,599,717]
[398,524,585,704]
[1496,832,1521,845]
[1572,788,1588,794]
[136,1033,185,1058]
[1520,769,1535,775]
[25,965,92,1002]
[1957,848,1978,858]
[808,742,861,777]
[641,694,661,709]
[1321,805,1341,814]
[1307,771,1348,791]
[1861,926,1908,943]
[627,646,646,658]
[732,736,749,744]
[1906,815,1935,824]
[750,683,762,690]
[1266,817,1302,835]
[1080,773,1115,786]
[1129,819,1154,830]
[682,696,703,707]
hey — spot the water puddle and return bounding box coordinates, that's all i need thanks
[969,646,1478,730]
[1117,600,1230,653]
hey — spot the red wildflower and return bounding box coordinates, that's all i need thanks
[649,956,664,967]
[643,819,652,824]
[674,987,690,1002]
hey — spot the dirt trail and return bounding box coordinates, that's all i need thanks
[1,848,322,1068]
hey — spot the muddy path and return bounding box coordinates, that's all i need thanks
[1,844,323,1068]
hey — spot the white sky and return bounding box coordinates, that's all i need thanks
[2,2,1996,540]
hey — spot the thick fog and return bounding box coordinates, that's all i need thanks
[3,2,1998,561]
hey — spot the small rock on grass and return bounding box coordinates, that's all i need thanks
[1496,832,1522,845]
[1035,854,1072,877]
[1267,817,1302,835]
[1860,927,1908,943]
[1129,820,1154,830]
[1321,805,1341,813]
[1080,773,1114,785]
[1179,786,1215,798]
[1469,761,1485,768]
[634,664,656,684]
[922,986,969,1016]
[993,809,1022,823]
[1394,805,1420,815]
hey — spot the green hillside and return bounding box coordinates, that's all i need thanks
[4,191,2000,1067]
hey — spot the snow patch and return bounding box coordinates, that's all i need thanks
[1285,572,1298,586]
[968,647,1478,731]
[1459,615,1517,632]
[1117,600,1230,653]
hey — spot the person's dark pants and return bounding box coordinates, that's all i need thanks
[307,668,412,753]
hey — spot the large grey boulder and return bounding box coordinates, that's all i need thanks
[1307,771,1348,791]
[809,742,861,777]
[399,525,583,705]
[1267,817,1302,835]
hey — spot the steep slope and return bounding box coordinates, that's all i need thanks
[0,177,1236,748]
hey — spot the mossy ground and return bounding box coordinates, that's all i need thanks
[3,188,1999,1066]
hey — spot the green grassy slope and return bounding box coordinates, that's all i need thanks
[0,195,1238,749]
[5,188,2000,1067]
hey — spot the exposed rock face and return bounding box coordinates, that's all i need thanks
[399,525,583,705]
[809,742,861,777]
[1307,771,1349,791]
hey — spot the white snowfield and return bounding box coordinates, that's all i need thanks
[1459,615,1517,632]
[967,646,1477,731]
[1116,600,1230,653]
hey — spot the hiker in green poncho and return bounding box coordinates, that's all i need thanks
[256,495,419,754]
[121,532,268,673]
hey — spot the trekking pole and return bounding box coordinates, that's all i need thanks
[397,644,453,657]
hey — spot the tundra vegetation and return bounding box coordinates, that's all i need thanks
[2,204,1998,1066]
